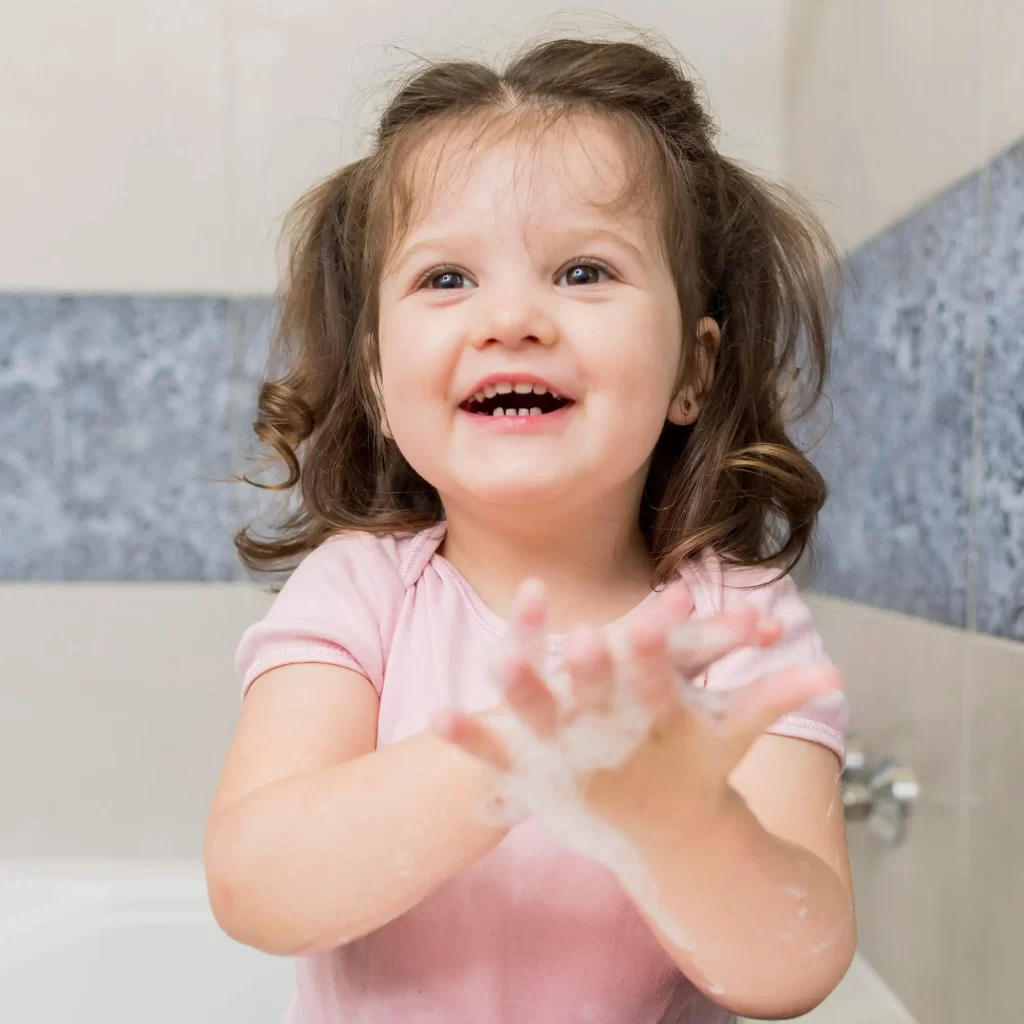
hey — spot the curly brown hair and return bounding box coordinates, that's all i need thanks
[233,36,837,587]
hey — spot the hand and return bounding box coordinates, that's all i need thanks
[433,578,842,840]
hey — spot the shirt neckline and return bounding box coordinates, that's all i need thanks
[419,521,672,651]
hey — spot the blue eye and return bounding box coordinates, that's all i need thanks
[560,262,609,286]
[426,268,474,290]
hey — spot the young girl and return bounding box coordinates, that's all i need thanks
[205,37,856,1024]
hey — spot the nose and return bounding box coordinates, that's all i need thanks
[470,286,559,350]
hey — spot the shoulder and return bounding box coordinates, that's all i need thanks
[679,547,808,622]
[681,549,847,761]
[296,529,407,580]
[680,547,829,668]
[234,526,442,699]
[280,525,442,604]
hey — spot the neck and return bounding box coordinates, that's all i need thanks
[438,491,655,633]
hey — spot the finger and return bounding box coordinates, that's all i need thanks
[563,625,616,712]
[726,664,844,746]
[509,577,548,672]
[625,619,677,715]
[432,710,513,772]
[667,606,781,678]
[501,651,560,738]
[659,581,695,623]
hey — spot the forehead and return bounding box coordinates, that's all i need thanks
[392,111,660,247]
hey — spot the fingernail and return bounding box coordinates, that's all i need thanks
[808,689,845,709]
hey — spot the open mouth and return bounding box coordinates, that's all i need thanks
[459,382,574,417]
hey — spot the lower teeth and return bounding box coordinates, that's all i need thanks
[470,402,570,416]
[490,407,544,417]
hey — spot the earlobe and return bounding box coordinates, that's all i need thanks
[666,391,698,426]
[666,317,721,426]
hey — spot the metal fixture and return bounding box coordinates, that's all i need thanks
[842,737,921,846]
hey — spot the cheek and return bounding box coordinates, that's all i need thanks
[377,310,456,480]
[587,299,681,406]
[379,310,441,408]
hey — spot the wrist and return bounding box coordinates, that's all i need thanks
[606,779,753,853]
[462,708,531,831]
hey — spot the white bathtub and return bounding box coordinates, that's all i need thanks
[0,861,915,1024]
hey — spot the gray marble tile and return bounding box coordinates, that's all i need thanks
[806,173,983,628]
[975,139,1024,640]
[0,295,238,580]
[224,296,289,583]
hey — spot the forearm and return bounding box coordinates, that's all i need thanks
[623,789,856,1019]
[205,731,510,956]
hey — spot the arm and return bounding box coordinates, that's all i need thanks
[624,735,855,1019]
[439,578,855,1020]
[204,663,511,957]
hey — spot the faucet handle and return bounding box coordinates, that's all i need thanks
[843,736,868,775]
[867,760,920,846]
[869,759,921,804]
[842,779,873,820]
[840,740,921,844]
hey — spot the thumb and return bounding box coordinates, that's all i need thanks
[726,663,843,747]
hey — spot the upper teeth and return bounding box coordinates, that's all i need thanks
[470,381,562,403]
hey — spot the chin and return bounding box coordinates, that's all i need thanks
[457,473,577,509]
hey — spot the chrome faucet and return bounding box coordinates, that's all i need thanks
[842,737,920,845]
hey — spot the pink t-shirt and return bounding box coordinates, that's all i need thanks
[235,522,848,1024]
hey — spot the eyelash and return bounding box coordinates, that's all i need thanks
[415,257,615,290]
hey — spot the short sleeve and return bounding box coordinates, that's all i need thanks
[695,561,849,765]
[234,532,406,701]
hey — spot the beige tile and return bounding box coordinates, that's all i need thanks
[982,0,1024,164]
[0,3,228,293]
[224,0,792,293]
[0,583,274,858]
[806,594,966,797]
[847,804,960,1024]
[785,0,990,252]
[957,634,1024,1022]
[804,594,967,1024]
[965,633,1024,813]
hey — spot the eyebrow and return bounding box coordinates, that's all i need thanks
[385,224,653,280]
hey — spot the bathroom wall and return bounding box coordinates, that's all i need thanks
[784,3,1024,1022]
[784,0,1024,253]
[0,0,790,296]
[0,0,791,867]
[0,0,791,579]
[1,4,1022,1024]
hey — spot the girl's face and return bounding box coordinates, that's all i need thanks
[377,117,684,516]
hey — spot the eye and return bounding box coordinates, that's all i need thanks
[422,266,475,290]
[558,260,611,287]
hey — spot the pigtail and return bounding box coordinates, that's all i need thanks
[649,154,837,579]
[233,162,381,574]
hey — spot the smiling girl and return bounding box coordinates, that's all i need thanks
[205,37,856,1024]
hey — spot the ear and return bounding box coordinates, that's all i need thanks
[667,317,721,426]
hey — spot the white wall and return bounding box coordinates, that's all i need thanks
[4,2,1023,291]
[0,0,788,296]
